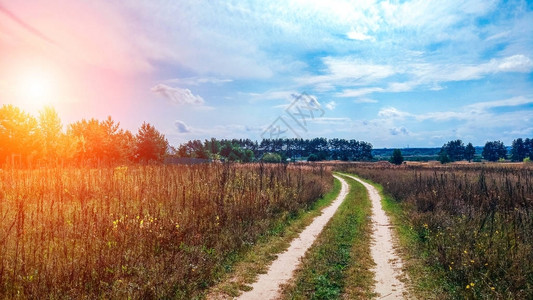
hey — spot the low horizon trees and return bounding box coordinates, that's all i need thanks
[0,104,168,167]
[465,142,476,162]
[482,140,507,162]
[439,139,465,163]
[511,138,528,162]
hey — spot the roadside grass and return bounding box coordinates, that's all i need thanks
[206,176,341,298]
[350,174,449,299]
[280,174,374,300]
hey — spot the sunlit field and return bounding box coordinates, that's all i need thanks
[0,164,331,298]
[336,163,533,298]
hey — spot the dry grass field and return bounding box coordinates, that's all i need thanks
[0,164,331,299]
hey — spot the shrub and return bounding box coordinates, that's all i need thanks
[262,152,282,163]
[308,154,319,162]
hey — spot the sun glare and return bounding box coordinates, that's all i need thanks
[27,75,50,98]
[16,69,56,108]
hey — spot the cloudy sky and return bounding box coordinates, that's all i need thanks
[1,0,532,147]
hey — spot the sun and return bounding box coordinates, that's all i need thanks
[26,74,51,99]
[16,68,56,107]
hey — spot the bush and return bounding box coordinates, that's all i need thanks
[439,152,451,164]
[262,152,282,163]
[308,154,319,162]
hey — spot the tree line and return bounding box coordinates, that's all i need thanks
[174,138,374,162]
[0,105,168,167]
[438,139,533,163]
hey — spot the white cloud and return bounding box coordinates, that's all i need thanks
[413,55,533,84]
[174,120,191,133]
[466,96,533,111]
[309,117,351,124]
[249,90,295,101]
[387,82,415,92]
[377,97,533,124]
[422,111,470,121]
[151,84,205,105]
[166,77,233,86]
[347,29,373,41]
[324,57,396,82]
[378,107,412,119]
[325,101,337,110]
[389,127,410,136]
[337,87,384,98]
[495,55,533,72]
[354,98,378,103]
[485,31,511,41]
[326,55,533,97]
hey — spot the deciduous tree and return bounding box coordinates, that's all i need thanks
[134,122,169,163]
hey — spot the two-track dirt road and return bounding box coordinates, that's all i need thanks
[236,174,409,300]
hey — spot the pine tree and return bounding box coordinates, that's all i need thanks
[390,149,404,165]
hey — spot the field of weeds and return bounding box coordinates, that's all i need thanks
[337,163,533,298]
[0,163,331,299]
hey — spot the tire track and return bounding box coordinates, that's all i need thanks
[344,174,409,299]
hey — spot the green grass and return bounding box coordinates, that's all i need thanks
[280,174,374,300]
[351,174,450,299]
[206,176,342,298]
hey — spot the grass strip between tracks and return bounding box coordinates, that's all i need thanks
[280,174,374,299]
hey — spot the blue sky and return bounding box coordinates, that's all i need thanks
[1,0,532,147]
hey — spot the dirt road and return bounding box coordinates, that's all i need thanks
[237,175,349,300]
[237,174,409,299]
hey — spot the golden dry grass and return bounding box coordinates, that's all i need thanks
[0,163,331,299]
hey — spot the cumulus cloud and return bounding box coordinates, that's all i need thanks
[174,120,191,133]
[389,127,410,136]
[325,101,337,110]
[151,84,205,105]
[347,29,373,41]
[378,107,412,119]
[494,55,533,72]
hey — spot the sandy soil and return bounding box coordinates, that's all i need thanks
[237,175,349,300]
[345,174,410,299]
